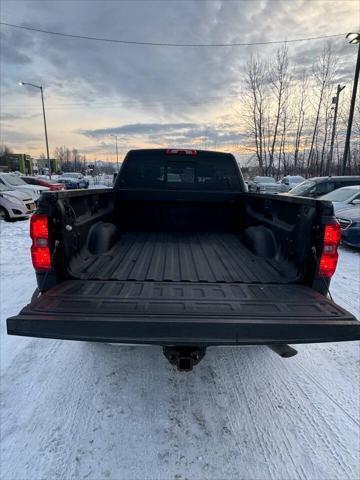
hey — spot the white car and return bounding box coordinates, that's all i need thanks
[280,175,305,192]
[0,173,49,201]
[60,172,89,189]
[320,185,360,211]
[0,183,36,221]
[248,176,283,194]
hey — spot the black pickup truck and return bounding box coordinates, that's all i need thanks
[7,149,360,370]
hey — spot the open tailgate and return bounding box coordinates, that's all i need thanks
[7,280,360,345]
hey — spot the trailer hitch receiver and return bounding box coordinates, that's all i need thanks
[163,346,206,371]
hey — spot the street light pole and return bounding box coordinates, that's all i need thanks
[328,84,345,176]
[19,82,51,177]
[39,86,51,176]
[342,33,360,175]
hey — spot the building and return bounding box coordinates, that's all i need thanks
[31,158,39,174]
[0,153,33,174]
[34,158,61,174]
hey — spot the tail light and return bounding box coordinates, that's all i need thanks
[30,214,51,271]
[318,222,341,278]
[51,184,65,191]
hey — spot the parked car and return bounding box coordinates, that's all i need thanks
[336,205,360,249]
[56,178,81,190]
[0,173,49,201]
[21,176,65,191]
[248,176,282,194]
[320,185,360,211]
[0,183,36,221]
[59,172,89,189]
[7,148,359,371]
[288,176,360,198]
[279,175,305,192]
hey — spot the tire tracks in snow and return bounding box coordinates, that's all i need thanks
[1,341,96,480]
[209,348,279,479]
[260,351,359,479]
[296,363,359,426]
[229,348,303,480]
[205,349,277,479]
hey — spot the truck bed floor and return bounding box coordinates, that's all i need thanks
[71,232,293,284]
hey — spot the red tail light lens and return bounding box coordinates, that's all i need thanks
[318,222,341,278]
[166,149,198,155]
[50,184,64,191]
[30,214,48,238]
[323,223,341,244]
[31,245,51,270]
[30,214,51,271]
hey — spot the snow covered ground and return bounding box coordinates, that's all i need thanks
[1,219,359,480]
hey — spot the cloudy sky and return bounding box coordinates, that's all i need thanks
[0,0,359,161]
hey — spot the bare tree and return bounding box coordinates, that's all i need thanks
[268,45,290,175]
[307,44,337,172]
[277,109,289,176]
[54,146,87,172]
[71,148,80,171]
[54,146,67,170]
[320,92,333,175]
[239,42,360,177]
[292,71,308,170]
[243,55,269,174]
[0,144,13,157]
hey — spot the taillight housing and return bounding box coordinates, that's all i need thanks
[166,149,198,155]
[318,222,341,278]
[30,214,51,271]
[50,184,65,191]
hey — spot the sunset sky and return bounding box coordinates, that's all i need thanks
[1,0,359,162]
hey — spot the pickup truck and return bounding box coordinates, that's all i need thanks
[247,176,283,194]
[7,149,360,370]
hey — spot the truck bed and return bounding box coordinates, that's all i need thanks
[71,231,293,284]
[6,150,360,356]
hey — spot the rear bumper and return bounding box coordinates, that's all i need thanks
[8,207,31,219]
[7,280,360,346]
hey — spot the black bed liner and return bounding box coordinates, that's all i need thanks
[8,280,360,345]
[70,232,293,283]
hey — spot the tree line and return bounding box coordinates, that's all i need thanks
[53,146,116,174]
[241,44,359,178]
[52,146,87,172]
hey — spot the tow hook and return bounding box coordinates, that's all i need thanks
[163,346,206,371]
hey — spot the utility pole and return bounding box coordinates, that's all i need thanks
[328,84,345,176]
[342,34,360,174]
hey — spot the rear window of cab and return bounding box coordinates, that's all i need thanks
[118,154,241,191]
